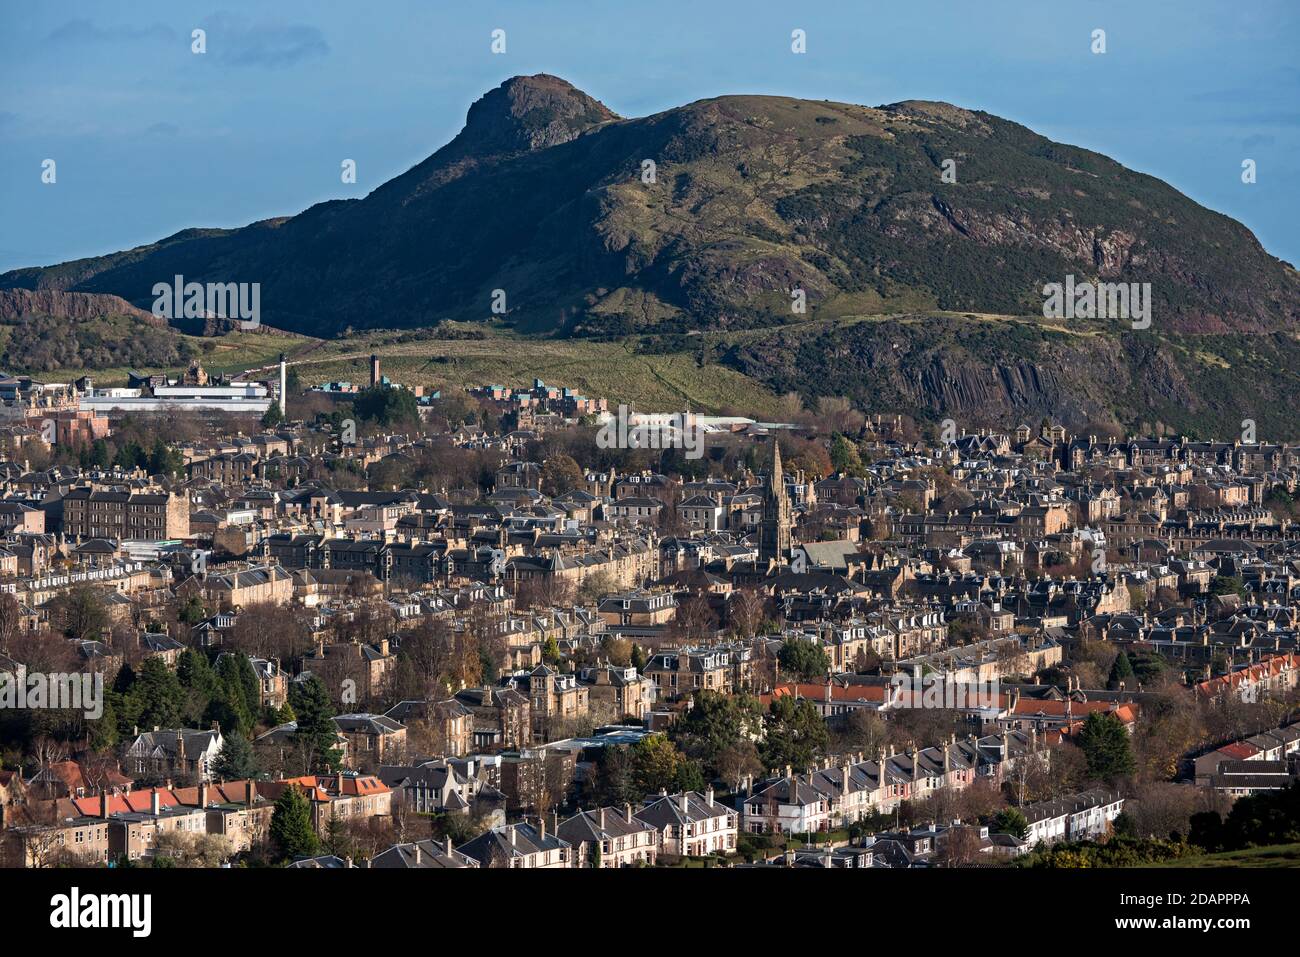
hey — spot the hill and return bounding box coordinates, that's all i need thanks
[5,74,1299,435]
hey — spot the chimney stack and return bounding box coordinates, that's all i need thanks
[414,843,422,865]
[151,789,161,817]
[101,791,111,819]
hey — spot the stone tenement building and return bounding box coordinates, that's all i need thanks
[58,486,190,541]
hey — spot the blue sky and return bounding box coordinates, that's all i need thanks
[1,0,1297,272]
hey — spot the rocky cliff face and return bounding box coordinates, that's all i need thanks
[0,288,162,324]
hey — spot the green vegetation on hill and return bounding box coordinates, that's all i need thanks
[0,314,196,373]
[5,75,1299,433]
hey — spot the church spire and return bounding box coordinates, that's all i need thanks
[760,439,792,563]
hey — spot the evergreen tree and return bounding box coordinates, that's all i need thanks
[322,817,357,859]
[178,596,207,626]
[114,441,145,471]
[87,695,119,751]
[993,807,1030,839]
[670,689,764,776]
[176,648,215,695]
[761,695,830,773]
[217,653,262,723]
[212,730,258,781]
[204,688,251,740]
[133,657,185,730]
[288,674,341,772]
[270,785,319,861]
[147,438,183,478]
[1107,650,1135,689]
[1077,711,1135,781]
[777,637,830,681]
[87,439,111,469]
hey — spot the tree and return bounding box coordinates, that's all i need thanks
[630,734,699,797]
[147,438,183,479]
[178,596,207,626]
[212,730,258,781]
[777,638,830,682]
[216,653,262,729]
[936,826,984,866]
[260,404,285,428]
[322,817,359,860]
[540,453,584,497]
[993,807,1029,839]
[589,745,640,807]
[132,657,185,731]
[1076,712,1135,781]
[50,585,109,642]
[576,569,617,605]
[1189,781,1300,854]
[761,696,829,773]
[352,385,419,426]
[727,588,765,641]
[0,593,19,650]
[1107,650,1135,690]
[835,709,888,757]
[670,690,764,777]
[1208,575,1246,599]
[288,675,341,773]
[152,832,233,867]
[829,433,863,475]
[270,785,319,861]
[541,636,561,665]
[715,741,763,793]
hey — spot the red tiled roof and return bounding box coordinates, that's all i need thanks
[1218,741,1260,760]
[67,786,182,817]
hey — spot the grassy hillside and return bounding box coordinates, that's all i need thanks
[1145,843,1300,868]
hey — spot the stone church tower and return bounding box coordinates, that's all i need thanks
[759,440,792,563]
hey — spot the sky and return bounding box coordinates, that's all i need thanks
[1,0,1297,273]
